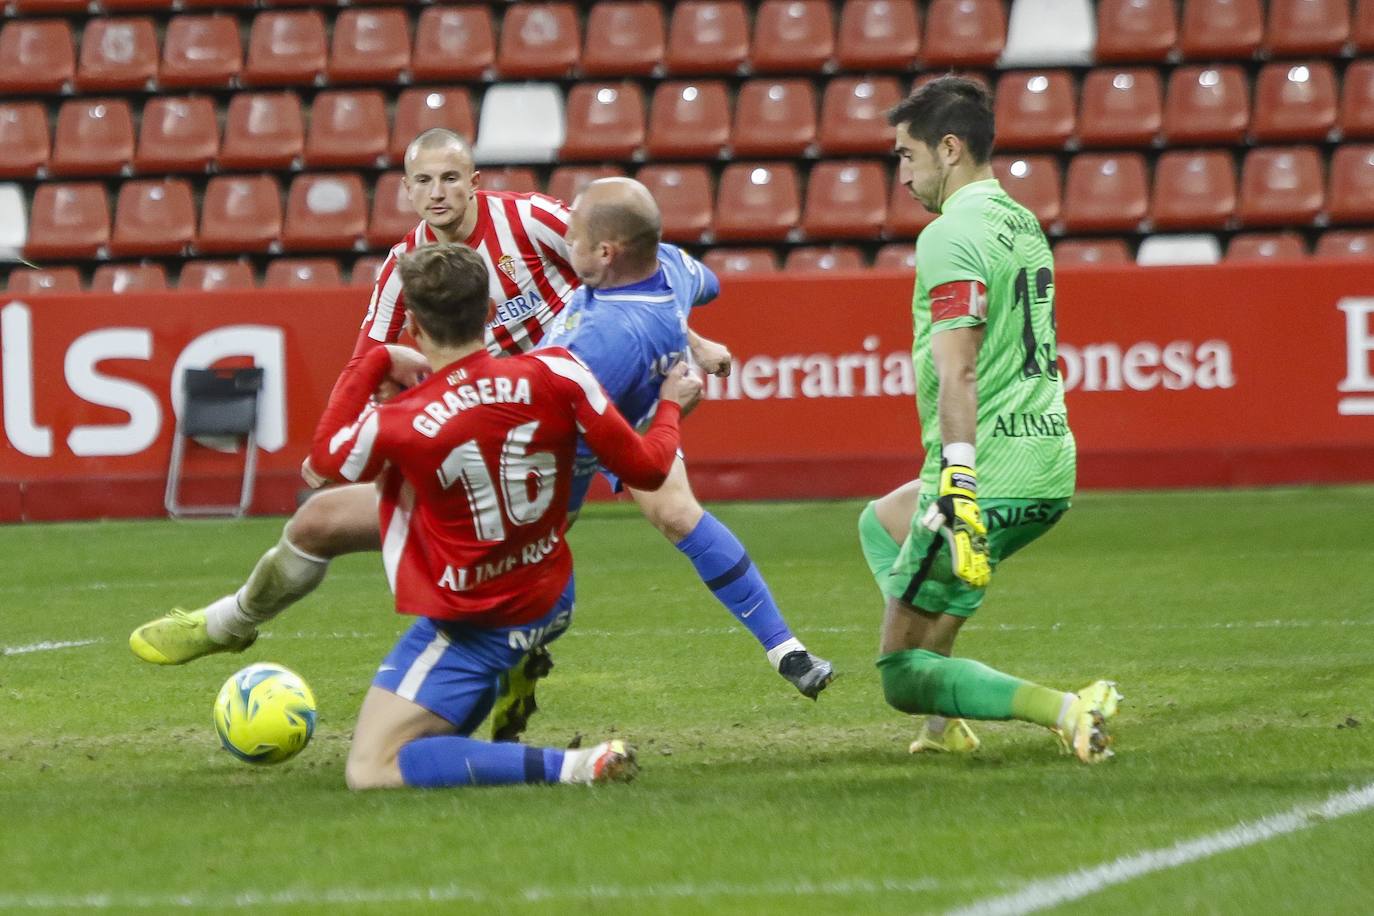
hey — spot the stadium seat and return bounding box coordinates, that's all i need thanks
[993,70,1076,151]
[1264,0,1350,56]
[1326,145,1374,224]
[1178,0,1263,59]
[477,167,541,193]
[1094,0,1176,62]
[391,89,476,163]
[264,259,343,289]
[1077,68,1162,148]
[160,15,242,89]
[750,0,835,73]
[304,91,389,168]
[547,165,626,204]
[180,0,253,8]
[636,164,714,242]
[282,173,367,252]
[411,6,495,82]
[25,183,110,259]
[0,184,26,256]
[1000,0,1095,67]
[702,247,780,274]
[367,171,414,249]
[1315,230,1374,259]
[801,160,887,240]
[472,84,565,163]
[992,155,1063,227]
[498,3,581,79]
[134,97,218,174]
[884,171,938,238]
[329,8,410,85]
[1340,60,1374,140]
[646,81,731,159]
[560,82,646,161]
[1148,150,1237,230]
[785,246,865,272]
[1358,0,1374,51]
[91,264,168,293]
[75,17,157,92]
[1135,233,1222,265]
[241,10,327,87]
[50,99,135,177]
[581,1,666,76]
[1227,232,1307,261]
[836,0,920,70]
[7,267,81,294]
[714,162,801,241]
[0,21,76,94]
[818,77,903,154]
[921,0,1007,68]
[0,104,50,179]
[732,79,818,157]
[351,256,385,288]
[110,178,196,257]
[219,92,304,171]
[874,243,917,271]
[1054,238,1131,265]
[101,0,175,12]
[179,260,255,290]
[1061,153,1149,233]
[1250,62,1337,143]
[666,0,750,75]
[1236,145,1324,226]
[1163,66,1250,145]
[13,0,86,13]
[197,174,283,254]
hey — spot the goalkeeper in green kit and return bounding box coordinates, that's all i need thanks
[858,77,1122,764]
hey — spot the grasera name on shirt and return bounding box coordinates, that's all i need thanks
[411,374,533,438]
[436,526,562,593]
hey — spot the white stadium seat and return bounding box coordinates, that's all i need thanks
[473,84,566,164]
[0,183,27,260]
[1135,234,1222,266]
[999,0,1096,66]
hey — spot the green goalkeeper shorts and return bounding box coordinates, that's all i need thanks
[877,496,1071,617]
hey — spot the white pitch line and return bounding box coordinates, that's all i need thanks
[2,639,102,657]
[948,781,1374,916]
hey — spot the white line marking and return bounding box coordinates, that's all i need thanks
[948,781,1374,916]
[2,639,101,656]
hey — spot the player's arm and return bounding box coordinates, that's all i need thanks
[672,247,732,378]
[307,346,395,485]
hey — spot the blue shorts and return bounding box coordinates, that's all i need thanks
[372,577,575,733]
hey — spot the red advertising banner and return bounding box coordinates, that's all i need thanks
[2,261,1373,522]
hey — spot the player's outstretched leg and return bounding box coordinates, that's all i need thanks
[392,735,638,788]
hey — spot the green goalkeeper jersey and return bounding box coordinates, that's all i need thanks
[912,178,1076,498]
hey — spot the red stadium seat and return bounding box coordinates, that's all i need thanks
[1148,150,1237,230]
[836,0,920,70]
[1227,232,1307,260]
[921,0,1006,68]
[874,243,917,271]
[884,171,937,238]
[498,3,580,79]
[994,71,1076,151]
[1265,0,1349,56]
[329,8,410,85]
[1237,145,1324,226]
[367,171,415,249]
[102,0,175,11]
[198,174,283,254]
[160,15,242,89]
[264,259,343,289]
[91,264,168,293]
[76,17,157,91]
[992,155,1063,227]
[818,76,903,154]
[7,267,82,294]
[478,168,540,194]
[1179,0,1263,59]
[703,248,780,274]
[732,79,818,157]
[411,6,495,82]
[666,0,750,75]
[305,91,389,168]
[1341,60,1374,140]
[582,1,666,77]
[1094,0,1177,62]
[1054,238,1131,265]
[646,81,730,159]
[242,10,327,87]
[135,96,218,174]
[785,246,865,273]
[219,92,304,171]
[282,173,367,252]
[547,165,626,205]
[179,260,255,290]
[1315,230,1374,259]
[1326,145,1374,225]
[1077,68,1162,148]
[1163,66,1250,145]
[1250,62,1337,143]
[0,103,50,179]
[714,162,801,241]
[50,99,135,177]
[636,164,714,242]
[26,183,110,259]
[1061,153,1149,233]
[13,0,86,12]
[751,0,835,74]
[1358,0,1374,51]
[110,178,196,256]
[560,82,646,161]
[180,0,253,8]
[0,21,76,94]
[351,256,385,288]
[391,89,476,162]
[801,160,888,240]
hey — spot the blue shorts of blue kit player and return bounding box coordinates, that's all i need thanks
[371,577,575,732]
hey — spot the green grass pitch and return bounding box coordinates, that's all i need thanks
[2,488,1372,914]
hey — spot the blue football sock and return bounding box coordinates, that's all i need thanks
[397,735,563,788]
[675,512,793,651]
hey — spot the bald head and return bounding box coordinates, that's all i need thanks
[575,178,662,271]
[404,128,474,175]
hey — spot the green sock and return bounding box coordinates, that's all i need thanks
[858,502,901,587]
[877,648,1067,728]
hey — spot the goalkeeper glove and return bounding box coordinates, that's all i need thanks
[921,463,992,588]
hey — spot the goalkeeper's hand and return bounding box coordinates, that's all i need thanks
[920,464,992,588]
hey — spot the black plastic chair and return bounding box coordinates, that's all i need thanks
[164,367,264,518]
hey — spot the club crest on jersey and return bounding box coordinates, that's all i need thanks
[497,254,518,282]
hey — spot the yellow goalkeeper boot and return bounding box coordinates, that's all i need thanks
[490,646,554,742]
[129,608,255,665]
[909,717,981,754]
[1059,680,1123,764]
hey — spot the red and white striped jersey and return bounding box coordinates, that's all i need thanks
[309,345,681,626]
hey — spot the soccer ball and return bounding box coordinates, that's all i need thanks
[213,663,317,765]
